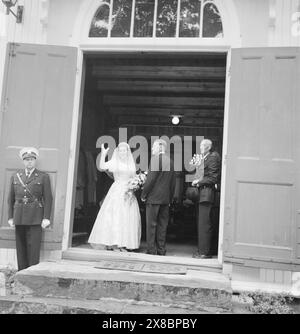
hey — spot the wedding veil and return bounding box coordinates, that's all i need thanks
[108,142,136,176]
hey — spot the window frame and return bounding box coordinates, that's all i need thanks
[88,0,225,40]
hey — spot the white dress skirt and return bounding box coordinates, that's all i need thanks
[88,165,141,249]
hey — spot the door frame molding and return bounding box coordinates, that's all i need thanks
[62,44,231,268]
[70,0,241,49]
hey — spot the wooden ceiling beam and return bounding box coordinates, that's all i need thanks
[96,80,225,94]
[116,114,223,121]
[103,96,224,107]
[87,53,226,62]
[108,127,223,137]
[92,66,226,80]
[109,107,224,118]
[117,118,223,127]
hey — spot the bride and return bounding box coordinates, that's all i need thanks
[88,142,141,252]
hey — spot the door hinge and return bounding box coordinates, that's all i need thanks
[227,66,231,78]
[1,97,9,113]
[223,256,245,265]
[9,43,17,58]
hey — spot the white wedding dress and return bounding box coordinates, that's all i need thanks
[88,146,141,250]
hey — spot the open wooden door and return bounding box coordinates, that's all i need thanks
[223,47,300,264]
[0,43,78,250]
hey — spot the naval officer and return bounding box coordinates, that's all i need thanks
[7,147,53,271]
[192,139,221,259]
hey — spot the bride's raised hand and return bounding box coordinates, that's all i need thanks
[101,144,110,156]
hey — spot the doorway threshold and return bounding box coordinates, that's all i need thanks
[62,247,222,273]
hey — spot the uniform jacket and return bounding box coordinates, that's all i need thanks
[141,153,176,205]
[8,169,53,225]
[197,151,221,204]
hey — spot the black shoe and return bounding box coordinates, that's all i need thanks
[192,252,212,259]
[200,255,212,259]
[146,250,157,255]
[157,252,166,256]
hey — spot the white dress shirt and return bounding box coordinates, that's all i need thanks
[25,168,35,178]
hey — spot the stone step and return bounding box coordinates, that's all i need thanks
[63,247,222,273]
[12,260,232,311]
[0,295,229,314]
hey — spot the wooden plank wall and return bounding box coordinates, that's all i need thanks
[270,0,300,259]
[84,53,226,153]
[270,0,300,46]
[0,5,8,106]
[6,0,49,44]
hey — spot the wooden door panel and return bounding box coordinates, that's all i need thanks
[0,43,77,250]
[224,47,300,263]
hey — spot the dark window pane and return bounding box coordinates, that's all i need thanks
[111,0,133,37]
[134,0,155,37]
[156,0,178,37]
[203,2,223,38]
[89,1,110,38]
[179,0,201,37]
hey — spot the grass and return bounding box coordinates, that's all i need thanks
[241,291,295,314]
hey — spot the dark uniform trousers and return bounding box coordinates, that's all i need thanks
[8,169,53,271]
[196,151,221,256]
[15,225,42,270]
[146,204,169,255]
[141,154,176,256]
[197,202,217,256]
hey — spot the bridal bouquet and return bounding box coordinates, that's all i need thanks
[125,171,148,203]
[188,154,204,189]
[189,154,203,167]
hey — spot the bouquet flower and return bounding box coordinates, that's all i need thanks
[125,171,148,203]
[189,154,204,185]
[189,154,203,167]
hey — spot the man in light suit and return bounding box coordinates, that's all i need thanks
[192,139,221,259]
[7,147,53,271]
[141,139,176,256]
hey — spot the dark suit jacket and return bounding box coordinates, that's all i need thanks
[197,151,221,203]
[141,154,176,205]
[8,169,53,225]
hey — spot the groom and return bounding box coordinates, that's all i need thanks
[141,139,176,256]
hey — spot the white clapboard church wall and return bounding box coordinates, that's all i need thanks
[269,0,300,46]
[0,0,77,268]
[0,0,299,295]
[2,1,300,48]
[0,5,7,92]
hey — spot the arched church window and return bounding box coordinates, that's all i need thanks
[89,0,110,37]
[179,0,201,37]
[134,0,155,37]
[156,0,178,38]
[111,0,133,37]
[89,0,224,38]
[202,1,223,38]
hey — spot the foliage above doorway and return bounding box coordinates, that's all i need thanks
[89,0,224,39]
